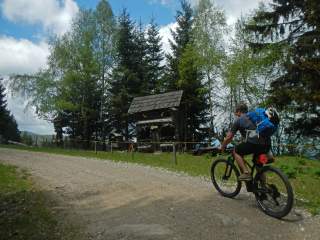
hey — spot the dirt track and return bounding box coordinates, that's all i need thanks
[0,148,319,240]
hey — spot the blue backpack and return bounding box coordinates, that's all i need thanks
[247,108,279,138]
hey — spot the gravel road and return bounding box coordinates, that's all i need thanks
[0,148,319,240]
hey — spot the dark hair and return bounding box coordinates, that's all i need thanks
[235,103,248,113]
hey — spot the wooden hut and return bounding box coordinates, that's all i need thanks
[128,90,183,151]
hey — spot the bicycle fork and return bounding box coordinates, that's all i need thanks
[223,156,235,180]
[223,163,233,180]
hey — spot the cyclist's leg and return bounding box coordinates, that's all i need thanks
[233,142,254,175]
[254,145,271,188]
[233,149,248,173]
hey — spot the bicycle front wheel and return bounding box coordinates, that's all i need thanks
[211,159,241,198]
[254,166,294,218]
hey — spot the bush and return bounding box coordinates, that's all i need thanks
[298,159,307,165]
[314,169,320,178]
[280,165,297,179]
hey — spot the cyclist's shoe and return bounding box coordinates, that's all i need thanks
[238,173,252,181]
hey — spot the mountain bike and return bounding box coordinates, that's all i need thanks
[210,148,294,218]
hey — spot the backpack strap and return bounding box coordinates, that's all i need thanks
[241,114,259,141]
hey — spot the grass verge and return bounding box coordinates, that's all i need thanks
[0,162,80,240]
[274,156,320,215]
[1,144,320,215]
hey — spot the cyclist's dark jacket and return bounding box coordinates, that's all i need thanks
[230,114,271,146]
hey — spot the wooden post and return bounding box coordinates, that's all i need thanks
[132,148,134,160]
[110,141,113,153]
[94,141,97,154]
[129,143,134,160]
[173,142,177,165]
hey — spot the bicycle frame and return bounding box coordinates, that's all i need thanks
[226,153,264,193]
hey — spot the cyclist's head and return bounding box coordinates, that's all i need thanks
[235,103,248,116]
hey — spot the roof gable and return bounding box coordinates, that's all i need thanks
[128,90,183,114]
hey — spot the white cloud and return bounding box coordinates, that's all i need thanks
[148,0,174,6]
[190,0,268,25]
[215,0,262,24]
[150,0,267,25]
[0,36,49,75]
[0,0,79,136]
[1,0,79,35]
[0,37,52,135]
[159,22,177,54]
[7,95,55,135]
[1,77,54,135]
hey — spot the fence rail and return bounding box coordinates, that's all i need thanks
[14,136,320,160]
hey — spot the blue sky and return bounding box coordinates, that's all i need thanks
[77,0,179,24]
[0,0,262,135]
[0,0,179,42]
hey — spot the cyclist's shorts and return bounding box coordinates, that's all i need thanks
[235,142,270,156]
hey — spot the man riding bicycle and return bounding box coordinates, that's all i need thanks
[220,103,271,181]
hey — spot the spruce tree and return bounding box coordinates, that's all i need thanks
[178,44,208,142]
[0,78,20,142]
[164,0,209,142]
[134,20,149,95]
[246,0,320,136]
[145,18,164,94]
[0,79,8,137]
[0,79,7,115]
[164,0,193,91]
[110,9,143,139]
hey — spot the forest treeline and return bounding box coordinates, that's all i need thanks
[5,0,319,149]
[0,78,20,142]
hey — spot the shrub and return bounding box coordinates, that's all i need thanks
[314,169,320,178]
[280,165,297,179]
[298,159,307,166]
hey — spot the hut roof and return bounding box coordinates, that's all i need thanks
[128,90,183,114]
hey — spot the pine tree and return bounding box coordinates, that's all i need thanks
[0,79,7,115]
[164,0,193,91]
[5,113,20,141]
[134,20,149,95]
[110,9,143,139]
[178,44,208,142]
[246,0,320,136]
[145,18,164,94]
[0,79,8,137]
[163,0,210,142]
[0,78,20,142]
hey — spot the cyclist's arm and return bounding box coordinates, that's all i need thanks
[221,118,239,151]
[221,131,234,151]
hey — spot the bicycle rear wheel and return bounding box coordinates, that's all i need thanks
[254,166,294,218]
[211,159,241,198]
